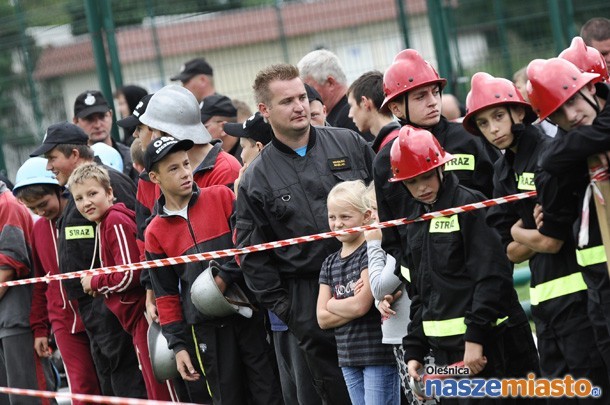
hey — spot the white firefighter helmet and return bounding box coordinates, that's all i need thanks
[190,261,254,319]
[139,84,212,144]
[147,321,180,382]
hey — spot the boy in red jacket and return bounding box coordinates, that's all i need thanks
[67,163,172,401]
[13,157,101,404]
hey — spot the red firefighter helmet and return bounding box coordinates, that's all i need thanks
[559,36,608,83]
[389,125,454,182]
[381,49,447,111]
[526,58,600,121]
[463,72,537,135]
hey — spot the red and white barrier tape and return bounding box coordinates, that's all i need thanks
[0,190,536,288]
[0,386,197,405]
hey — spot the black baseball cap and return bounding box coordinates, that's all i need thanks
[117,94,153,128]
[223,112,273,145]
[305,84,324,105]
[74,90,110,119]
[144,135,194,172]
[30,122,89,157]
[170,58,213,82]
[200,94,237,124]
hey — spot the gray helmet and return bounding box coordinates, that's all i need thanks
[139,84,212,144]
[147,321,179,382]
[190,261,254,319]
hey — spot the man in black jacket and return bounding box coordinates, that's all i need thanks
[73,90,139,183]
[235,64,375,405]
[30,122,145,398]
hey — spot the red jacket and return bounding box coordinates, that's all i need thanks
[30,217,85,338]
[90,203,145,334]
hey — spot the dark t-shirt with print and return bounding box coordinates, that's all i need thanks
[319,242,394,367]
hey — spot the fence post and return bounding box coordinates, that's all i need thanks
[14,0,43,136]
[396,0,410,49]
[548,0,568,55]
[145,0,166,87]
[426,0,453,92]
[84,0,119,141]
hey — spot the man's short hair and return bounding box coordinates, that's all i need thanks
[52,144,95,160]
[253,64,300,105]
[67,163,111,192]
[347,71,389,114]
[581,18,610,45]
[14,184,61,203]
[297,49,347,86]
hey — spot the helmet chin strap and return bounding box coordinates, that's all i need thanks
[579,90,601,114]
[397,94,411,126]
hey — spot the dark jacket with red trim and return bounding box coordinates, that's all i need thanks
[145,184,239,353]
[30,217,84,338]
[370,121,400,153]
[91,203,145,334]
[0,185,35,336]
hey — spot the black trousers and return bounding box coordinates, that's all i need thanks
[191,310,283,405]
[538,324,610,405]
[285,278,351,405]
[78,295,147,398]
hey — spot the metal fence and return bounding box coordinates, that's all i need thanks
[0,0,608,179]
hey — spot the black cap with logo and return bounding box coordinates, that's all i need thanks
[117,94,153,128]
[30,122,89,157]
[144,135,194,172]
[74,90,111,119]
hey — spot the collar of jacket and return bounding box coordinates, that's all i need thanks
[193,140,223,174]
[156,183,201,218]
[139,170,151,182]
[371,121,401,152]
[271,125,317,155]
[496,125,544,183]
[426,171,459,212]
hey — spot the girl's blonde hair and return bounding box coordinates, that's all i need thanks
[327,180,370,213]
[364,181,376,208]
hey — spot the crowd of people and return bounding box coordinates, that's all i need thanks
[1,15,610,405]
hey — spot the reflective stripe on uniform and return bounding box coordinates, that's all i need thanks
[429,215,460,233]
[516,172,536,191]
[422,316,507,337]
[529,272,587,306]
[65,225,94,240]
[400,266,410,282]
[575,245,607,267]
[444,154,475,171]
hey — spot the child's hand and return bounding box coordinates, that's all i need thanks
[510,219,525,240]
[175,350,200,381]
[377,293,399,319]
[80,275,95,296]
[533,204,544,230]
[464,341,487,375]
[33,337,51,358]
[364,227,382,242]
[146,290,159,323]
